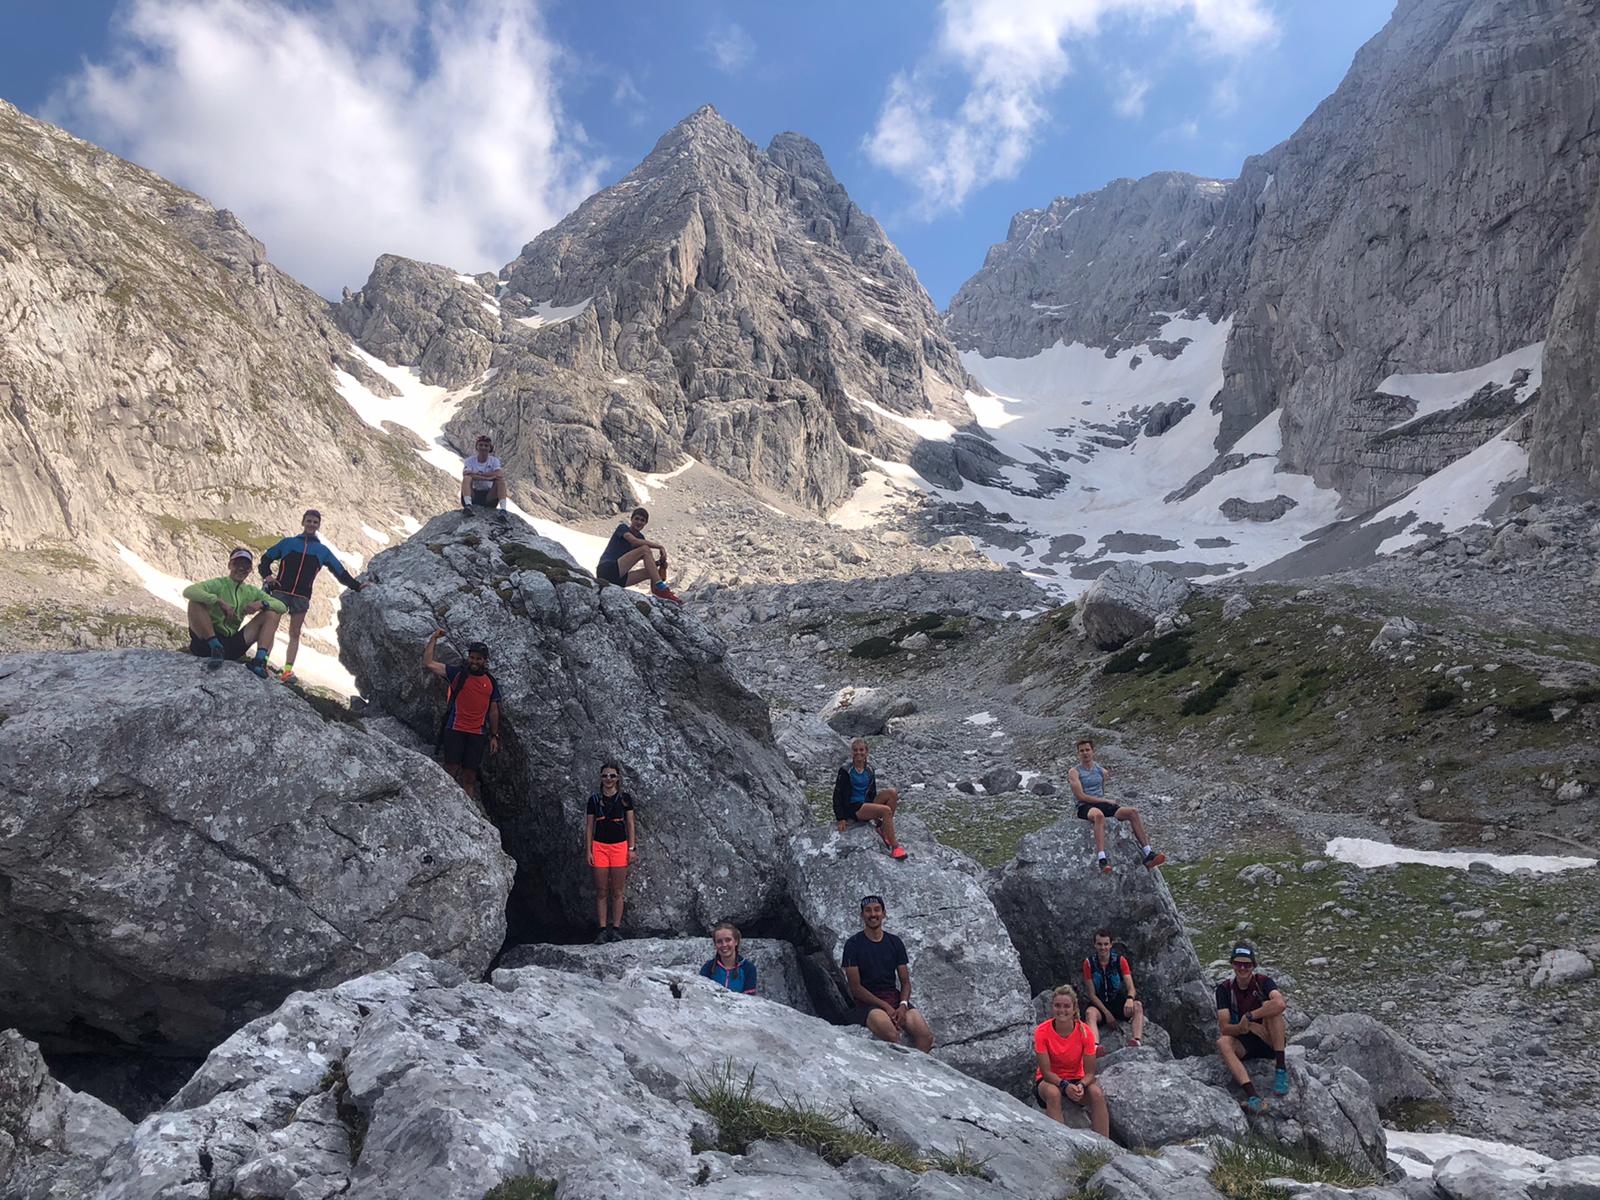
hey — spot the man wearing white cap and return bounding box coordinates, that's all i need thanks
[182,547,288,677]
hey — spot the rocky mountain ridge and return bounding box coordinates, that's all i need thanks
[335,105,995,521]
[948,0,1600,516]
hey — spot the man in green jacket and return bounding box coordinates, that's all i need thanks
[183,547,288,677]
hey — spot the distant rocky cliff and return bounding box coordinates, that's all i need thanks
[335,106,986,518]
[950,0,1600,511]
[1533,182,1600,492]
[0,100,437,584]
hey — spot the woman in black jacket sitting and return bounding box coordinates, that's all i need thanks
[831,737,908,860]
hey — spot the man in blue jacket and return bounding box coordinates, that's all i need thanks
[258,509,365,683]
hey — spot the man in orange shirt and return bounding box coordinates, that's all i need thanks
[423,629,501,798]
[1033,986,1108,1135]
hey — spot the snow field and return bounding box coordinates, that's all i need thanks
[1325,836,1595,875]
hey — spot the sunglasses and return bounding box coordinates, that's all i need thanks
[600,773,619,780]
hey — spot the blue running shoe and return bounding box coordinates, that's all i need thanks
[1274,1067,1290,1096]
[1242,1094,1268,1115]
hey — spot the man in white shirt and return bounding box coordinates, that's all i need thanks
[461,435,506,512]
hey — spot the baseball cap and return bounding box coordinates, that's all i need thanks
[859,894,886,911]
[1231,945,1256,964]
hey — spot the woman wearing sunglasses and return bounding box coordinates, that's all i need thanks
[586,762,636,942]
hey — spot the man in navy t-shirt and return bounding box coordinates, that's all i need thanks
[1215,943,1290,1112]
[841,895,933,1051]
[595,505,679,603]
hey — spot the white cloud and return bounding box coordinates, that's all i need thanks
[1112,68,1151,118]
[705,22,754,73]
[48,0,602,297]
[1211,75,1240,114]
[865,0,1278,214]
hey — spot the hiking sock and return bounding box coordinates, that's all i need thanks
[1275,1050,1286,1069]
[1142,844,1153,855]
[1097,852,1108,863]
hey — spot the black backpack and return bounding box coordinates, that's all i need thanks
[1087,943,1134,1001]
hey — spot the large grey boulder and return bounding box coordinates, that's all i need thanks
[1079,564,1192,650]
[1434,1150,1541,1200]
[819,685,916,737]
[771,710,850,783]
[339,512,804,939]
[0,650,512,1059]
[785,817,1034,1088]
[1292,1013,1441,1109]
[1530,1156,1600,1199]
[498,937,815,1014]
[98,953,1109,1200]
[987,816,1213,1055]
[1,1028,132,1199]
[1179,1054,1386,1171]
[1097,1058,1246,1149]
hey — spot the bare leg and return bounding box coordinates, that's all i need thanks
[1261,1013,1286,1052]
[1217,1035,1250,1087]
[493,478,507,505]
[284,611,306,667]
[607,865,628,928]
[902,1008,934,1052]
[1088,808,1107,854]
[854,800,897,845]
[1086,1007,1103,1037]
[1040,1081,1064,1124]
[1083,1082,1110,1137]
[461,475,473,503]
[1130,999,1145,1043]
[863,1009,900,1045]
[618,546,660,588]
[187,600,216,640]
[1117,805,1151,846]
[592,863,607,929]
[239,611,281,655]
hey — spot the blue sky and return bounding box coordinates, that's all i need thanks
[4,0,1394,305]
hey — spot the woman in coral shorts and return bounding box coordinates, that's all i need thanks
[586,762,636,943]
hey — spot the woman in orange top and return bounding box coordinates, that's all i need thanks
[1033,985,1109,1135]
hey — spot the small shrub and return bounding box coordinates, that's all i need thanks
[1104,632,1192,676]
[1385,1097,1453,1130]
[1419,686,1458,713]
[849,635,899,659]
[483,1177,557,1200]
[1210,1140,1380,1200]
[927,1140,992,1178]
[1181,668,1242,716]
[501,542,591,587]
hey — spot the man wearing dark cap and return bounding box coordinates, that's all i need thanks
[257,509,366,684]
[182,547,288,677]
[422,628,501,798]
[841,895,934,1052]
[1215,943,1290,1112]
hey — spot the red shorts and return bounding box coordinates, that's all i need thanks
[592,841,630,868]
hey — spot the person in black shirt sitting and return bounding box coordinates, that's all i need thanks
[595,506,680,604]
[586,762,637,942]
[840,894,933,1051]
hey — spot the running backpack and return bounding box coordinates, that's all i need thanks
[1088,944,1134,1002]
[1223,973,1269,1022]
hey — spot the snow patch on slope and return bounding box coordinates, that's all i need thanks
[1366,432,1529,555]
[1379,342,1543,431]
[1326,837,1595,875]
[515,297,592,329]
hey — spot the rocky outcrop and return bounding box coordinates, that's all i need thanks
[785,818,1034,1088]
[338,511,803,939]
[1,1029,132,1199]
[1097,1058,1247,1149]
[1533,185,1600,491]
[988,819,1213,1055]
[98,953,1108,1200]
[771,709,850,781]
[1292,1013,1441,1110]
[0,650,512,1059]
[337,106,985,517]
[1078,563,1192,650]
[820,685,916,736]
[0,100,436,594]
[498,938,815,1015]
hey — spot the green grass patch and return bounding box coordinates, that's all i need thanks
[1181,668,1242,716]
[848,612,966,659]
[155,516,276,553]
[482,1178,557,1200]
[1385,1097,1454,1131]
[689,1063,929,1173]
[1102,631,1192,676]
[501,542,592,588]
[1061,1147,1115,1199]
[1209,1139,1380,1200]
[923,804,1065,868]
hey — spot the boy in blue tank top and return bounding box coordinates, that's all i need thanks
[1068,738,1165,874]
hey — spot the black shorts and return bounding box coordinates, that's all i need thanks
[469,487,497,508]
[439,729,487,770]
[265,588,311,615]
[1034,1077,1087,1106]
[596,559,624,586]
[1237,1032,1274,1061]
[189,631,249,661]
[1076,799,1122,821]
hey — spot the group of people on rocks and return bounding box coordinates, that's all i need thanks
[180,442,1281,1122]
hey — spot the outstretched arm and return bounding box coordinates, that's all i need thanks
[318,543,364,591]
[422,629,449,679]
